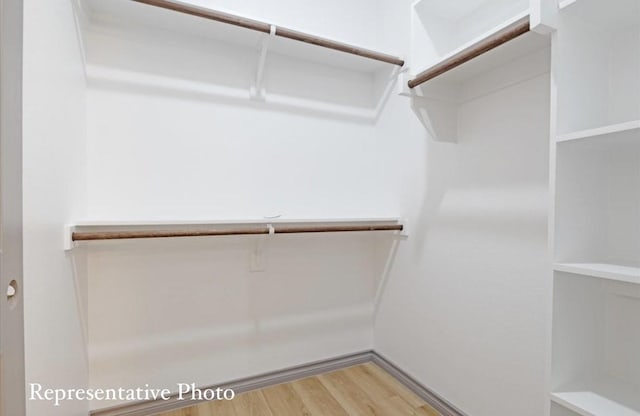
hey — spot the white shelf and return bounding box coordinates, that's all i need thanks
[558,0,578,10]
[557,120,640,143]
[554,263,640,284]
[424,22,549,84]
[552,391,640,416]
[81,0,400,73]
[411,0,530,65]
[65,217,406,249]
[71,217,403,227]
[410,0,547,80]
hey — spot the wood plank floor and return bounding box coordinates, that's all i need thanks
[157,363,441,416]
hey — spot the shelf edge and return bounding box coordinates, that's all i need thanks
[551,391,640,416]
[554,263,640,284]
[556,120,640,142]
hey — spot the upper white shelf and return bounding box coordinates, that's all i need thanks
[412,0,530,65]
[552,391,640,416]
[554,262,640,285]
[557,120,640,143]
[407,0,554,87]
[81,0,403,73]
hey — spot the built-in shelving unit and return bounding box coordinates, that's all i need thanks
[401,0,555,141]
[407,0,555,87]
[551,1,640,415]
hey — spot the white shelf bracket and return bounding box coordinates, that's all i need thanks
[398,73,459,142]
[397,70,424,98]
[397,69,459,102]
[396,218,409,240]
[64,224,76,251]
[250,24,276,101]
[530,0,558,34]
[249,224,274,272]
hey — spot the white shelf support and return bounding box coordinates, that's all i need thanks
[249,224,274,272]
[64,224,76,251]
[397,70,419,98]
[530,0,558,34]
[397,71,459,143]
[397,218,409,239]
[250,24,276,101]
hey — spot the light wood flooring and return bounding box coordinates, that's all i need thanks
[158,362,441,416]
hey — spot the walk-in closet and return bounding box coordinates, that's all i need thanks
[0,0,637,415]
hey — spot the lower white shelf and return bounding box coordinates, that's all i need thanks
[65,217,407,249]
[556,120,640,143]
[551,391,640,416]
[554,263,640,285]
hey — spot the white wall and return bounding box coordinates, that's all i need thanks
[374,1,553,416]
[22,0,89,415]
[375,77,551,416]
[20,0,553,415]
[80,0,402,410]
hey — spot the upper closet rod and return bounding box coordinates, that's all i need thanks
[72,223,404,242]
[132,0,405,67]
[408,16,530,88]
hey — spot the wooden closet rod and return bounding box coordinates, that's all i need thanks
[72,224,404,242]
[132,0,405,66]
[408,16,530,88]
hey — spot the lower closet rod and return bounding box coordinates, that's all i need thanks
[71,224,404,242]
